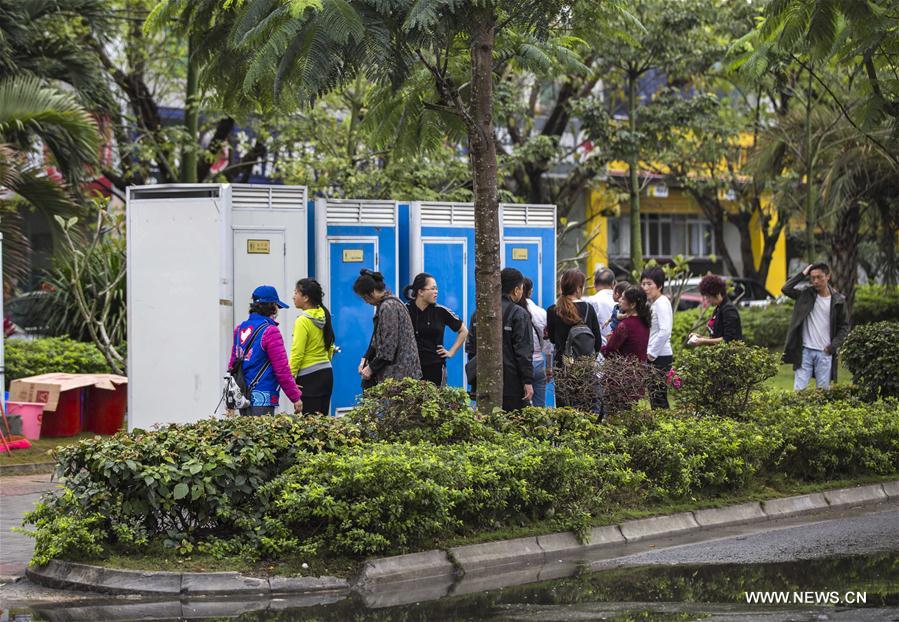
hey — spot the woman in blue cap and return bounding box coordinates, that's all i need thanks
[228,285,303,415]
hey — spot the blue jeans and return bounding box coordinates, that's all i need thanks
[531,356,547,407]
[794,347,833,390]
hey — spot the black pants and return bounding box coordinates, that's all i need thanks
[239,406,274,417]
[297,368,333,416]
[649,355,674,410]
[421,361,446,386]
[503,393,528,412]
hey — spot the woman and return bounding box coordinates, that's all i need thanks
[602,286,651,361]
[688,274,743,346]
[522,278,551,407]
[640,266,673,409]
[403,273,468,386]
[354,269,422,388]
[228,285,302,416]
[546,269,601,407]
[289,278,335,415]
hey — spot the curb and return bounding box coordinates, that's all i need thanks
[27,479,898,596]
[0,462,54,476]
[25,560,349,597]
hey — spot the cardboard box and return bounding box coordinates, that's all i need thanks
[9,373,128,412]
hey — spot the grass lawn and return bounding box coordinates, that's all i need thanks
[764,358,851,392]
[0,432,94,466]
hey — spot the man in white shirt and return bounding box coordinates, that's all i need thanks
[584,267,617,344]
[641,266,674,409]
[781,263,850,390]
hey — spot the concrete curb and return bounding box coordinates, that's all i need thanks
[0,462,54,476]
[28,479,898,596]
[25,560,349,597]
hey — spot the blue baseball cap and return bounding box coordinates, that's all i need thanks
[252,285,289,308]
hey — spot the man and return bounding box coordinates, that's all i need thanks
[522,277,551,407]
[584,267,616,343]
[782,263,850,390]
[466,268,535,411]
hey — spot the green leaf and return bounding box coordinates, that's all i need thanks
[173,483,189,500]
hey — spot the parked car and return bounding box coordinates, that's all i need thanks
[675,277,775,311]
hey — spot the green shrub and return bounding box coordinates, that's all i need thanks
[740,302,793,349]
[751,399,899,480]
[853,284,899,325]
[22,415,362,563]
[672,306,706,356]
[841,322,899,400]
[265,439,621,556]
[20,491,107,566]
[349,378,492,444]
[674,342,779,418]
[488,406,606,444]
[624,414,777,499]
[5,336,111,388]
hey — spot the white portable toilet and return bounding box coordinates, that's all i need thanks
[126,184,308,430]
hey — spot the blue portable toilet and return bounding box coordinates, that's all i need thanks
[406,201,477,388]
[501,203,557,309]
[312,198,400,415]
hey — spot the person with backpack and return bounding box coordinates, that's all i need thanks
[228,285,302,416]
[354,269,422,388]
[465,268,535,411]
[546,269,602,407]
[289,278,335,416]
[403,272,468,386]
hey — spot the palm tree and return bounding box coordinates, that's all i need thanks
[0,76,100,287]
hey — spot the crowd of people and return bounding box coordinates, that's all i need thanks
[226,260,848,416]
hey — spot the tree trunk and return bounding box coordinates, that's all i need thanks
[831,200,860,311]
[729,211,762,282]
[181,34,200,183]
[627,72,643,270]
[803,66,816,263]
[469,10,503,412]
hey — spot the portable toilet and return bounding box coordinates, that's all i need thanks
[312,198,400,415]
[126,184,308,430]
[501,203,557,309]
[405,201,477,388]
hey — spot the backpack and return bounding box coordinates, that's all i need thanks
[562,304,596,363]
[223,323,272,410]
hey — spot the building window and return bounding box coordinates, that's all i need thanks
[609,214,714,258]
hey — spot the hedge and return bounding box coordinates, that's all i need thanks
[854,284,899,325]
[5,336,111,388]
[21,381,899,565]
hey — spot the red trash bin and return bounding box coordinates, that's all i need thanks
[87,385,127,435]
[40,388,84,437]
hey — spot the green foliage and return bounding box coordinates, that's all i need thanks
[841,322,899,400]
[671,306,704,356]
[853,285,899,325]
[265,438,620,556]
[751,399,899,481]
[20,415,362,565]
[20,490,106,567]
[674,342,779,418]
[624,414,776,499]
[5,336,111,388]
[349,379,492,444]
[740,302,793,349]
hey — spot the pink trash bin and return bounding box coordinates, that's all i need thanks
[6,401,44,440]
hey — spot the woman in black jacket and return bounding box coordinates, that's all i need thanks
[688,274,743,346]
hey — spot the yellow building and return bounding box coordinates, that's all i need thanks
[583,177,787,295]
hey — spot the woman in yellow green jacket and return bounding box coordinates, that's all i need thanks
[290,278,335,415]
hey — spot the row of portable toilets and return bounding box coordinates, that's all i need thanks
[126,184,556,429]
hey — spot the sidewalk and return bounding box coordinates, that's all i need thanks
[0,473,56,580]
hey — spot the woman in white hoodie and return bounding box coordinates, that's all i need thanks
[640,266,673,409]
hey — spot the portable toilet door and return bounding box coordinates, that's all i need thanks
[407,201,476,388]
[313,198,400,415]
[229,184,308,414]
[501,203,557,309]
